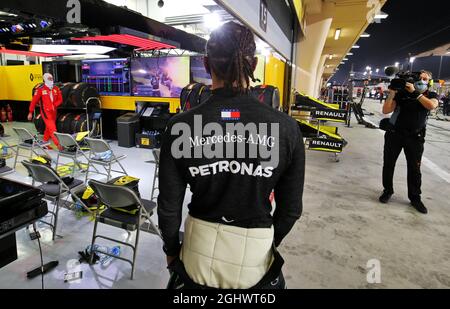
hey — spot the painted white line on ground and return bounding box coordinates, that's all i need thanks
[373,124,450,184]
[421,157,450,184]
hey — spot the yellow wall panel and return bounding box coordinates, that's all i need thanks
[100,96,181,114]
[293,0,305,25]
[250,55,266,87]
[264,56,286,104]
[0,64,43,101]
[0,67,8,100]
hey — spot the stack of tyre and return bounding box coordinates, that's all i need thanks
[251,85,281,110]
[180,83,211,112]
[56,113,89,134]
[33,82,99,135]
[179,83,280,113]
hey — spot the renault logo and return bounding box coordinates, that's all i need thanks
[29,73,42,82]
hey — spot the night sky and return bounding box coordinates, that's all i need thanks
[331,0,450,84]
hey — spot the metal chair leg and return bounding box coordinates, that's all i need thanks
[117,160,128,176]
[89,217,99,265]
[52,196,61,241]
[13,146,20,168]
[149,218,162,239]
[37,144,51,158]
[74,153,84,172]
[84,162,90,184]
[30,145,35,161]
[71,158,78,177]
[107,163,112,182]
[131,224,140,280]
[55,152,60,172]
[151,165,158,201]
[81,152,99,173]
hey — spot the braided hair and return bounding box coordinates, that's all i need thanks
[206,21,259,94]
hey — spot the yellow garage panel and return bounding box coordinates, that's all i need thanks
[250,54,266,87]
[1,65,43,101]
[293,0,305,25]
[0,67,8,100]
[100,96,180,114]
[264,56,285,104]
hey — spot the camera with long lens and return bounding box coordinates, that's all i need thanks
[385,66,421,91]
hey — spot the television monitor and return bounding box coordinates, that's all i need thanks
[190,56,212,85]
[131,57,189,98]
[42,61,81,82]
[81,58,131,96]
[135,101,170,115]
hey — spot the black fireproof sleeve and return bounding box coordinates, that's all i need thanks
[273,126,305,247]
[157,122,187,256]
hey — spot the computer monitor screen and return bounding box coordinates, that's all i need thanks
[81,58,131,96]
[190,56,212,85]
[131,57,189,98]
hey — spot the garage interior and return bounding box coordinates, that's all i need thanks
[0,0,449,289]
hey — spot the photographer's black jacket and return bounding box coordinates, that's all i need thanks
[393,90,438,131]
[158,88,305,256]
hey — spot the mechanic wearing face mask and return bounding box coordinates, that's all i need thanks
[28,73,63,150]
[379,70,439,214]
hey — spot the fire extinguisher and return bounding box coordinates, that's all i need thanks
[6,105,13,122]
[0,108,6,122]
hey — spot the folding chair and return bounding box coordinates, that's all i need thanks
[147,149,188,201]
[22,160,85,240]
[13,127,50,169]
[149,149,160,202]
[88,179,162,279]
[54,132,98,177]
[0,134,17,155]
[84,137,127,183]
[0,135,14,175]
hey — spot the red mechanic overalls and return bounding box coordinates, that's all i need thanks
[29,85,63,147]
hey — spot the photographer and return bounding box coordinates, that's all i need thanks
[379,70,438,214]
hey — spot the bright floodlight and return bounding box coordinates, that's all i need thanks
[204,12,222,30]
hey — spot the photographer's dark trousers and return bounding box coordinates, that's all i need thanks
[382,129,425,201]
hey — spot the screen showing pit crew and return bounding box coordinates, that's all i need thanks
[81,58,131,96]
[131,56,189,98]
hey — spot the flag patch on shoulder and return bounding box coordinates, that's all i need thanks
[221,109,241,120]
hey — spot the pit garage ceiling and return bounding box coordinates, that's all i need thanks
[104,0,218,23]
[314,0,388,79]
[103,0,233,39]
